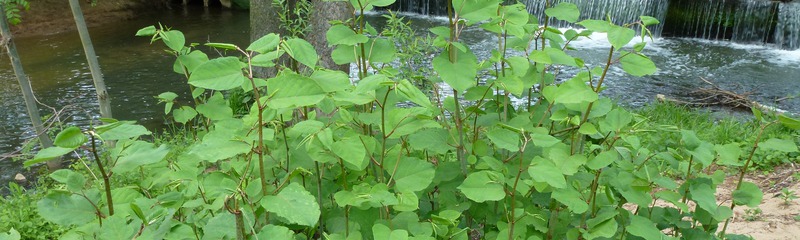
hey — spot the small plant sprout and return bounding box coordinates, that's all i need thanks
[744,208,762,221]
[779,188,798,206]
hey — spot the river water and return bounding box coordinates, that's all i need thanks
[1,6,799,190]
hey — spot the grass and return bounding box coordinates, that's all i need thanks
[0,181,67,240]
[635,102,799,169]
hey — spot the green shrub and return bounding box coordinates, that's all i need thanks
[18,1,800,239]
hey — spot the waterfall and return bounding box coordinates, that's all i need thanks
[663,0,778,43]
[775,3,800,49]
[381,0,448,16]
[382,0,670,35]
[381,0,798,49]
[523,0,670,36]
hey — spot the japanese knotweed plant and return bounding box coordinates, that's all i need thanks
[23,0,800,239]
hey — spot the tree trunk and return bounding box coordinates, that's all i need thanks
[68,0,113,119]
[0,5,61,170]
[307,0,352,73]
[250,0,285,78]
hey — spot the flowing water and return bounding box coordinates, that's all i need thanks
[1,3,800,190]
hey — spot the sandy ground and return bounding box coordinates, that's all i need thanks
[720,165,800,240]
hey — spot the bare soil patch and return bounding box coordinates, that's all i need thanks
[721,164,800,239]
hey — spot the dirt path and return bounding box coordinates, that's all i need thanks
[10,0,155,37]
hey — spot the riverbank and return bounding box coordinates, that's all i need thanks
[10,0,158,37]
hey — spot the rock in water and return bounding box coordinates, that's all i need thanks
[14,173,27,183]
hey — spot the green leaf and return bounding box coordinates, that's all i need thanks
[135,25,156,36]
[531,133,561,147]
[396,79,434,109]
[394,191,419,212]
[552,187,588,213]
[626,215,666,240]
[160,30,185,52]
[715,143,743,166]
[158,92,177,114]
[202,213,237,240]
[779,115,800,130]
[529,157,567,189]
[267,72,326,109]
[98,215,136,240]
[451,0,501,23]
[385,157,435,192]
[496,76,524,96]
[680,130,702,149]
[529,50,552,64]
[620,51,657,76]
[544,47,579,67]
[552,77,597,104]
[188,56,246,91]
[373,224,409,240]
[689,142,715,167]
[332,136,368,170]
[53,169,85,192]
[256,225,294,240]
[545,3,580,23]
[203,172,238,199]
[97,121,152,140]
[173,106,198,124]
[174,50,209,74]
[205,42,237,50]
[247,33,280,53]
[433,48,478,92]
[607,25,635,50]
[587,150,618,170]
[458,171,506,202]
[689,183,719,215]
[26,147,73,167]
[601,108,632,132]
[408,128,454,155]
[368,0,395,7]
[114,141,170,173]
[189,132,250,163]
[578,19,611,32]
[261,183,321,227]
[732,182,763,208]
[486,128,519,151]
[640,16,660,26]
[251,50,284,67]
[284,38,318,69]
[196,92,234,120]
[53,126,86,149]
[310,69,351,93]
[583,214,618,240]
[759,138,798,152]
[327,25,368,46]
[37,191,98,226]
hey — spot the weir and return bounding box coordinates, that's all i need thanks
[381,0,800,49]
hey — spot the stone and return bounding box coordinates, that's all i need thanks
[14,173,27,183]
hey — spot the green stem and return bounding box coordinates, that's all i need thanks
[90,133,114,216]
[244,50,270,216]
[719,121,774,238]
[508,142,527,240]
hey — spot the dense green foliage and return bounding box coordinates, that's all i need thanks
[1,0,29,25]
[636,103,800,170]
[0,182,67,240]
[8,0,800,239]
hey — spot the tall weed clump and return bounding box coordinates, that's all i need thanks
[19,0,800,239]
